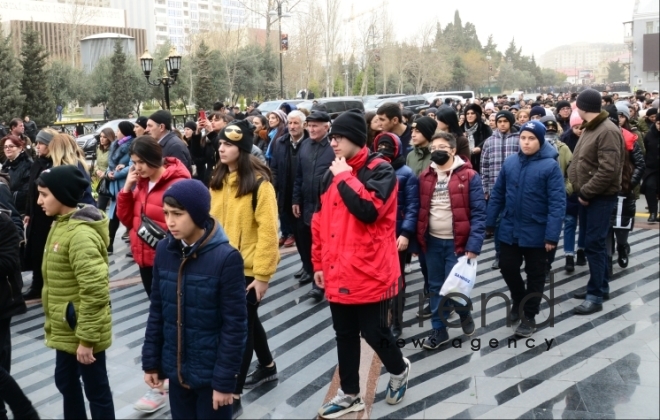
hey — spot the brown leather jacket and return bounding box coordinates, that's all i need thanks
[568,111,625,200]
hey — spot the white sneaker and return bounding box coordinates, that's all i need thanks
[404,264,412,274]
[318,389,365,419]
[386,357,411,405]
[134,388,167,413]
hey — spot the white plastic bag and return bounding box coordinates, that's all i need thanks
[439,256,477,305]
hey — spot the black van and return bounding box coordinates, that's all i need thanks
[297,97,364,119]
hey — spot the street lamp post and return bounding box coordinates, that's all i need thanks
[269,1,291,99]
[140,47,182,110]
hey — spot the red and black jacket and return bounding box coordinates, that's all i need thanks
[312,147,400,305]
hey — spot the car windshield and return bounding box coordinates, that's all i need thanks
[296,101,314,110]
[257,101,282,113]
[364,99,383,109]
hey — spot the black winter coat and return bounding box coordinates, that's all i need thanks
[160,132,193,175]
[0,151,33,214]
[24,157,54,271]
[270,131,308,210]
[293,135,335,225]
[643,126,659,181]
[462,121,492,174]
[0,212,27,320]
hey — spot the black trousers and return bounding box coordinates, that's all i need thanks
[329,301,407,395]
[391,251,407,326]
[499,242,546,318]
[54,350,114,419]
[0,320,37,420]
[235,277,273,395]
[169,378,232,419]
[139,266,154,298]
[644,173,658,214]
[294,217,313,275]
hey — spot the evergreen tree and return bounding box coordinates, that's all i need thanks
[0,33,25,124]
[106,40,134,119]
[607,60,626,82]
[451,56,468,90]
[193,40,215,110]
[20,25,54,127]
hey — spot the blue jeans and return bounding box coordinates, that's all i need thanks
[426,236,460,330]
[577,213,586,250]
[563,214,577,256]
[579,196,617,304]
[169,378,232,419]
[54,350,115,419]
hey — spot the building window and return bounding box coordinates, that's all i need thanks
[648,72,659,82]
[157,26,167,32]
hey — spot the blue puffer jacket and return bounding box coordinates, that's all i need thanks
[486,141,566,248]
[142,219,247,392]
[106,137,133,217]
[373,132,419,239]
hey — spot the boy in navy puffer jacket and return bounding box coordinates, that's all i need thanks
[142,180,247,419]
[373,132,419,339]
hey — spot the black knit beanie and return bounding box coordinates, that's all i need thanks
[556,100,571,111]
[495,110,515,126]
[38,165,89,208]
[163,179,210,228]
[465,103,483,119]
[411,116,437,141]
[149,110,173,131]
[184,121,197,132]
[328,109,367,147]
[577,89,602,113]
[219,119,254,153]
[135,116,148,129]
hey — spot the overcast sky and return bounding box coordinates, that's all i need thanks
[340,0,638,58]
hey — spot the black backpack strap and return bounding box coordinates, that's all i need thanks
[252,178,264,213]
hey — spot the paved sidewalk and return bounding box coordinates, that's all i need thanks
[11,224,660,419]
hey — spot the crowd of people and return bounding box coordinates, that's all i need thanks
[0,85,658,420]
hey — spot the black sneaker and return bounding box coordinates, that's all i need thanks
[107,246,113,256]
[515,315,536,338]
[544,271,551,284]
[460,313,475,336]
[491,257,500,270]
[307,288,324,302]
[416,303,432,319]
[576,249,587,266]
[232,398,242,419]
[617,244,629,268]
[244,363,278,389]
[294,267,305,278]
[422,328,449,350]
[509,304,520,324]
[565,256,575,272]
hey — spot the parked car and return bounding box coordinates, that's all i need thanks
[257,100,304,116]
[296,97,364,119]
[426,95,465,106]
[366,95,429,113]
[75,118,136,160]
[363,94,406,111]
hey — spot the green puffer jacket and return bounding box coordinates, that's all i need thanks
[42,204,112,354]
[406,145,432,177]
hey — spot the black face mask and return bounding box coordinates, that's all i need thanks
[430,150,450,166]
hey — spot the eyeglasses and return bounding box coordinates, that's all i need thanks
[3,145,17,150]
[429,145,452,152]
[329,135,347,143]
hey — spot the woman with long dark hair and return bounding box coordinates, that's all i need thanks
[365,111,381,150]
[264,110,288,161]
[436,107,470,159]
[643,119,660,222]
[116,136,190,413]
[249,115,269,152]
[95,128,116,212]
[461,104,492,174]
[208,119,280,418]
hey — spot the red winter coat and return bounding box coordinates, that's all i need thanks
[416,159,487,256]
[312,147,400,305]
[116,158,191,268]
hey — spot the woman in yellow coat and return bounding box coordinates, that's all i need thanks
[209,119,280,418]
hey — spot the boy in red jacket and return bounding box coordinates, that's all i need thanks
[312,109,411,419]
